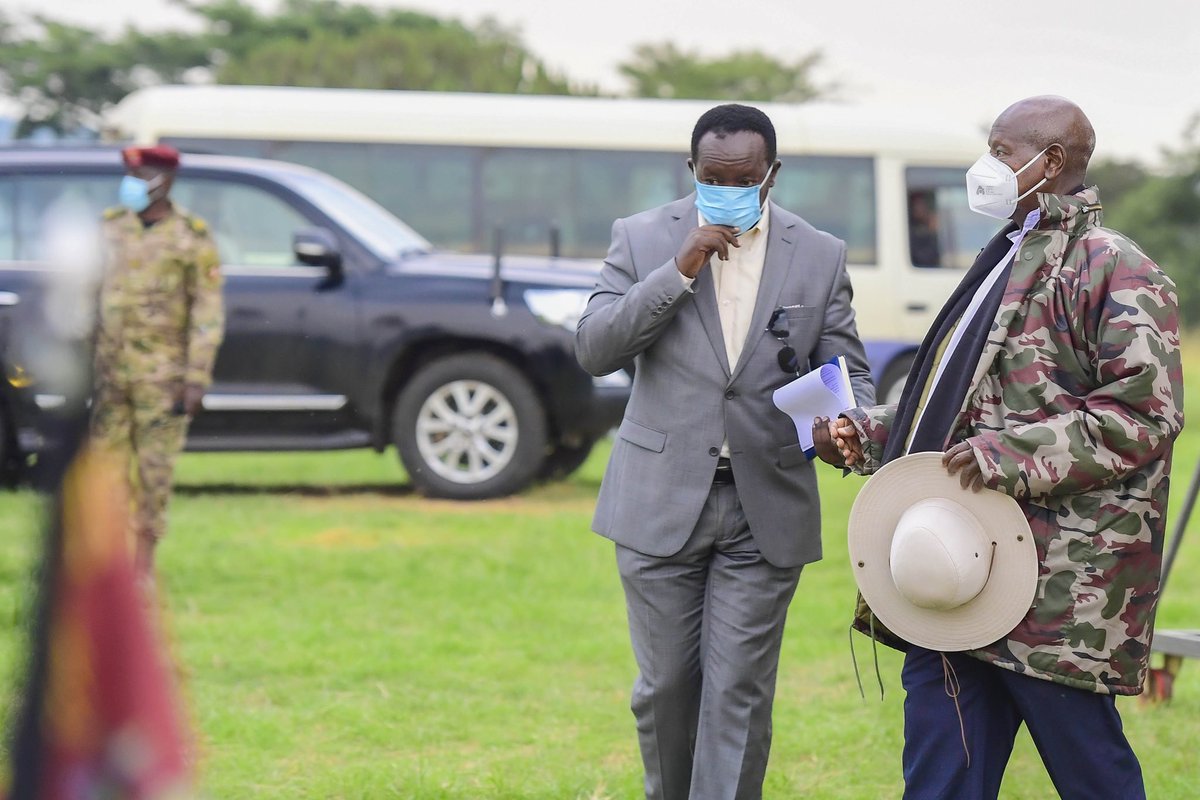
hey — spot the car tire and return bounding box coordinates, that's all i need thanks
[538,438,596,482]
[393,353,547,500]
[877,353,916,406]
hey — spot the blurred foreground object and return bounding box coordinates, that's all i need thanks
[5,443,193,799]
[1143,460,1200,704]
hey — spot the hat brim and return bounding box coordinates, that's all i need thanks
[848,452,1036,651]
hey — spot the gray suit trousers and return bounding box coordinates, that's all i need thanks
[616,482,803,800]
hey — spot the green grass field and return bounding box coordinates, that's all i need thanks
[3,386,1199,797]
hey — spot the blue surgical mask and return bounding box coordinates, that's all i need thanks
[118,175,163,213]
[693,166,774,233]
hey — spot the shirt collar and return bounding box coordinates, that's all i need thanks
[1006,208,1041,243]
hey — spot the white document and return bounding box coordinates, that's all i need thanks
[772,356,856,458]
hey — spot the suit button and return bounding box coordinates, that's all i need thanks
[1024,252,1033,261]
[651,310,660,317]
[708,447,719,457]
[725,390,736,400]
[666,295,674,302]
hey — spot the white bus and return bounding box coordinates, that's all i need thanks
[106,85,997,401]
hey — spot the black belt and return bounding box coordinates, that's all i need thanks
[712,457,735,485]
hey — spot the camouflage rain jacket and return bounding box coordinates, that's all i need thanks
[844,187,1184,695]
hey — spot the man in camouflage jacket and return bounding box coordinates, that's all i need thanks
[821,97,1183,798]
[92,145,224,575]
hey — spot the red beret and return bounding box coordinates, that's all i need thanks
[122,144,180,170]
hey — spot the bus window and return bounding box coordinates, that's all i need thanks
[163,135,876,261]
[771,156,876,265]
[480,148,574,256]
[905,166,997,269]
[381,145,472,252]
[167,137,269,159]
[574,150,687,256]
[0,180,15,260]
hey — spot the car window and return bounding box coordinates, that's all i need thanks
[0,179,14,261]
[14,175,114,261]
[905,166,998,269]
[172,178,313,267]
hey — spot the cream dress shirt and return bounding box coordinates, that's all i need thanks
[678,203,771,457]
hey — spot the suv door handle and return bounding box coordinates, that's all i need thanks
[905,302,928,313]
[0,292,19,306]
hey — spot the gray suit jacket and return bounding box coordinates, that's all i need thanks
[575,195,874,568]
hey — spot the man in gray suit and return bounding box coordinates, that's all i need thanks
[575,104,873,800]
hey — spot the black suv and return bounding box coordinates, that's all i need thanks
[0,149,628,498]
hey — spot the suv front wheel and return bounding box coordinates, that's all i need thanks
[393,353,548,499]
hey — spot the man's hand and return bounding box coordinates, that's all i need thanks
[174,382,206,417]
[812,416,843,467]
[813,415,862,468]
[943,441,984,492]
[675,225,740,279]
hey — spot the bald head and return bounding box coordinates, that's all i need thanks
[992,96,1095,183]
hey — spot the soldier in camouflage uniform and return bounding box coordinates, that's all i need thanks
[91,145,224,575]
[818,97,1183,798]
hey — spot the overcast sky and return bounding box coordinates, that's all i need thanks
[24,0,1200,166]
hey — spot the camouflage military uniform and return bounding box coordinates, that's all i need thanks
[845,187,1184,695]
[91,205,224,547]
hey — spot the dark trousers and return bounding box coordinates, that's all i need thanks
[901,646,1145,800]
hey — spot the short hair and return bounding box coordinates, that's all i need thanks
[690,104,777,164]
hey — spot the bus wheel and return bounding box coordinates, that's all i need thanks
[393,353,548,500]
[878,354,915,406]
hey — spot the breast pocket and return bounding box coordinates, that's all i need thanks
[783,306,817,324]
[618,418,667,453]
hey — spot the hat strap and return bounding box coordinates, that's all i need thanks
[848,614,886,702]
[940,653,971,769]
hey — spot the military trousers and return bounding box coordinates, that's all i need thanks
[901,646,1145,800]
[616,481,803,800]
[90,374,189,545]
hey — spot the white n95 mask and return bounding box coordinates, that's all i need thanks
[965,146,1052,219]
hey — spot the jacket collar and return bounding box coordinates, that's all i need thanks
[1035,185,1102,236]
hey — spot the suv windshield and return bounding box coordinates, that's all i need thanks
[282,170,432,259]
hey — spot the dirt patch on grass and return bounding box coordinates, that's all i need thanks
[290,490,597,517]
[299,527,385,550]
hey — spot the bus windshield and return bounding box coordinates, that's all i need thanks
[283,170,432,259]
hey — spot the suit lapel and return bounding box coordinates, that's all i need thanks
[670,197,731,376]
[729,206,797,384]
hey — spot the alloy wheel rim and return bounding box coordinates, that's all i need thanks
[415,379,519,484]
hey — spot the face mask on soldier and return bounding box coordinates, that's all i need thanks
[118,174,165,213]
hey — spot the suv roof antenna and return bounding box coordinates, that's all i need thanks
[490,226,507,318]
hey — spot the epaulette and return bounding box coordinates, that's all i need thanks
[185,214,211,236]
[102,206,130,221]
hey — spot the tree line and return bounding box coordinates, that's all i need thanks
[0,0,829,134]
[0,0,1196,324]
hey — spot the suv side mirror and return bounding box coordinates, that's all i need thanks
[294,227,343,290]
